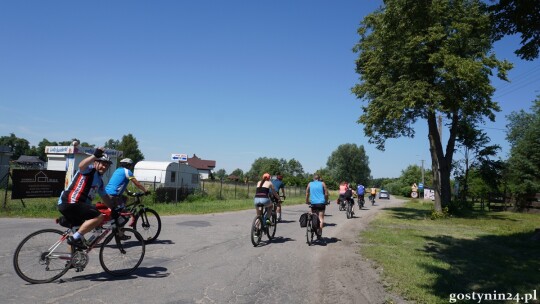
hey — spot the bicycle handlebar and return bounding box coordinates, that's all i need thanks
[126,190,151,197]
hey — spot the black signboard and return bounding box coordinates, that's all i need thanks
[11,170,66,199]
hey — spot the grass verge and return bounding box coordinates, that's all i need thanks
[0,191,307,218]
[360,200,540,303]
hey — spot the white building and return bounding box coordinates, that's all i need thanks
[45,145,122,188]
[134,161,199,189]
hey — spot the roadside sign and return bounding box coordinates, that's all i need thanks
[171,153,188,162]
[418,183,424,189]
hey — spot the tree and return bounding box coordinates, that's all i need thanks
[215,169,227,180]
[230,168,244,181]
[247,157,282,181]
[104,139,120,150]
[285,158,305,177]
[490,0,540,61]
[326,143,370,185]
[505,98,540,208]
[352,0,512,211]
[454,120,501,200]
[0,133,31,160]
[115,134,144,164]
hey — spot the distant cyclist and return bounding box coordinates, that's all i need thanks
[271,174,286,222]
[305,174,329,239]
[105,158,149,208]
[356,182,365,208]
[369,187,377,205]
[338,181,348,206]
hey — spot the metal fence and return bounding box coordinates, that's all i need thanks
[199,179,305,200]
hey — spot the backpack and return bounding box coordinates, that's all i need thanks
[357,185,365,195]
[299,213,308,228]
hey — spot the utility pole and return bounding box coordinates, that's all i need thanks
[421,159,425,184]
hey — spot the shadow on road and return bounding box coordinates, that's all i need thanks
[146,239,174,245]
[269,236,294,244]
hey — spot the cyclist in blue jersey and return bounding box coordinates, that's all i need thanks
[57,147,114,249]
[271,174,286,221]
[356,182,365,208]
[305,174,329,239]
[105,158,148,207]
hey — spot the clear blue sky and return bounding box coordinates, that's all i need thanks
[1,1,538,179]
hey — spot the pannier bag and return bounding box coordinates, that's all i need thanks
[299,213,308,228]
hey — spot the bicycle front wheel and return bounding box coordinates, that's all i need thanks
[13,229,71,284]
[99,228,145,276]
[133,208,161,243]
[250,216,262,247]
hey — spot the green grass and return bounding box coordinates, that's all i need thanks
[360,200,540,303]
[0,190,307,218]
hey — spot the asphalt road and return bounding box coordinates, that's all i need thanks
[0,197,406,304]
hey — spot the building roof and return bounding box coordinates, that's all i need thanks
[15,155,44,164]
[187,154,216,171]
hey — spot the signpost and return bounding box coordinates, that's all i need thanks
[171,153,187,203]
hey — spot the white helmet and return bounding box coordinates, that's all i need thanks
[95,154,112,164]
[120,158,133,164]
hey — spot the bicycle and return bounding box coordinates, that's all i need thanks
[250,202,277,247]
[338,196,346,211]
[124,191,161,243]
[346,198,355,219]
[369,194,376,205]
[306,202,329,246]
[358,195,365,209]
[13,208,145,284]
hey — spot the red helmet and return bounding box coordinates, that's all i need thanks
[262,173,270,180]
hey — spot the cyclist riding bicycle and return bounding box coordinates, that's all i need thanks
[305,174,329,240]
[369,187,377,205]
[57,147,114,249]
[345,184,356,215]
[357,182,365,208]
[337,181,348,206]
[254,173,281,225]
[271,174,286,222]
[105,158,149,208]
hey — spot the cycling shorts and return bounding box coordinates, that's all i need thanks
[310,204,326,211]
[58,203,101,226]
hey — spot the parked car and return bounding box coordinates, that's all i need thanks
[379,190,390,199]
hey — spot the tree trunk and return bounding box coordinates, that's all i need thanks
[427,111,458,212]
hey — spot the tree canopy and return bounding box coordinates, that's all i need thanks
[352,0,511,211]
[326,143,371,184]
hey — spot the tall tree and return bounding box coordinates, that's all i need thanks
[505,98,540,208]
[326,143,370,184]
[352,0,512,211]
[116,134,144,163]
[0,133,31,160]
[247,157,282,181]
[454,120,501,200]
[489,0,540,61]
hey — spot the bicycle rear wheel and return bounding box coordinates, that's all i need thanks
[99,228,145,276]
[13,229,71,284]
[306,216,315,246]
[133,208,161,243]
[250,216,262,247]
[346,202,352,219]
[266,212,277,240]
